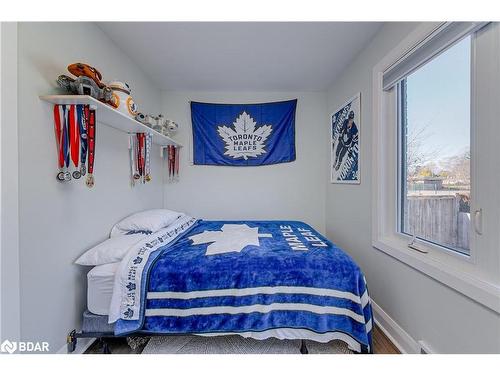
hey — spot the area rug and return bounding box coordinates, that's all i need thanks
[141,335,353,354]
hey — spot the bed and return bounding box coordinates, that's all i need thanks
[72,214,373,353]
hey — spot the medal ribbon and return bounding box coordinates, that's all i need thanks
[168,145,174,181]
[62,105,70,169]
[167,145,171,180]
[137,133,145,179]
[53,105,64,170]
[87,109,96,175]
[175,146,179,179]
[145,133,152,180]
[69,105,80,169]
[129,135,137,185]
[77,105,88,169]
[172,145,175,181]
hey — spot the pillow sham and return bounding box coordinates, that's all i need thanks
[75,233,146,266]
[110,209,183,237]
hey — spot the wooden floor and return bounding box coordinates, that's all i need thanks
[372,325,400,354]
[86,324,400,354]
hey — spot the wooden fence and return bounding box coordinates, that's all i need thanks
[403,195,470,253]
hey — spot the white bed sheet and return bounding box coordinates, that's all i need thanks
[87,262,120,315]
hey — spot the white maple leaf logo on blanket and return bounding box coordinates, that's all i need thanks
[217,112,273,160]
[189,224,272,256]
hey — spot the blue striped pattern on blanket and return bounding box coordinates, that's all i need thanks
[115,220,373,352]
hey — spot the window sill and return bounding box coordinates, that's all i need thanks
[373,235,500,314]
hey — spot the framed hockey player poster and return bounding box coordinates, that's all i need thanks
[331,93,360,184]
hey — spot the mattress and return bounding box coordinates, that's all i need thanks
[82,310,115,333]
[87,262,119,315]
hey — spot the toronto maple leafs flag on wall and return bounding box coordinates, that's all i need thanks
[191,100,297,166]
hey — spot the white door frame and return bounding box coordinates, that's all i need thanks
[0,21,20,342]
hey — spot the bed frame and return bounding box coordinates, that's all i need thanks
[67,329,370,354]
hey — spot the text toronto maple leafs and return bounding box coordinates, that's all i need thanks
[217,111,272,160]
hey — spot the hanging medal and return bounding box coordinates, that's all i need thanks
[140,133,146,183]
[166,145,169,182]
[129,134,138,185]
[136,134,142,182]
[172,146,177,181]
[53,105,66,181]
[132,135,141,182]
[166,145,171,181]
[171,146,175,182]
[168,145,175,182]
[172,146,176,181]
[175,146,180,181]
[144,133,152,182]
[136,133,145,183]
[62,105,72,181]
[85,109,96,188]
[129,134,135,186]
[69,105,81,179]
[78,105,88,176]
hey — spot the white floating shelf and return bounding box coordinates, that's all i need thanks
[39,95,182,148]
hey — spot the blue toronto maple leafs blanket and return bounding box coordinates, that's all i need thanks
[110,217,373,352]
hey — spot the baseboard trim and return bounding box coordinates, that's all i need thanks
[371,300,420,354]
[57,337,95,354]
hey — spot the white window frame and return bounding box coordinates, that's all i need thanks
[372,22,500,313]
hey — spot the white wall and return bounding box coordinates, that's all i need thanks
[325,22,500,353]
[0,22,21,343]
[17,22,164,351]
[161,91,327,233]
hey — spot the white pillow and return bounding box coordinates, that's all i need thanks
[110,209,183,237]
[75,233,146,266]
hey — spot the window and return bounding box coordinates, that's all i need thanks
[398,36,471,256]
[372,22,500,313]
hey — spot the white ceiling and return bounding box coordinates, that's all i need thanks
[97,22,382,91]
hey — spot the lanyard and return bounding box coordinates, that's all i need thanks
[62,106,71,175]
[136,133,145,182]
[168,145,175,182]
[53,105,66,181]
[77,105,88,176]
[85,109,96,188]
[61,105,72,181]
[174,146,179,179]
[69,105,81,179]
[166,145,171,181]
[144,133,152,182]
[129,135,137,185]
